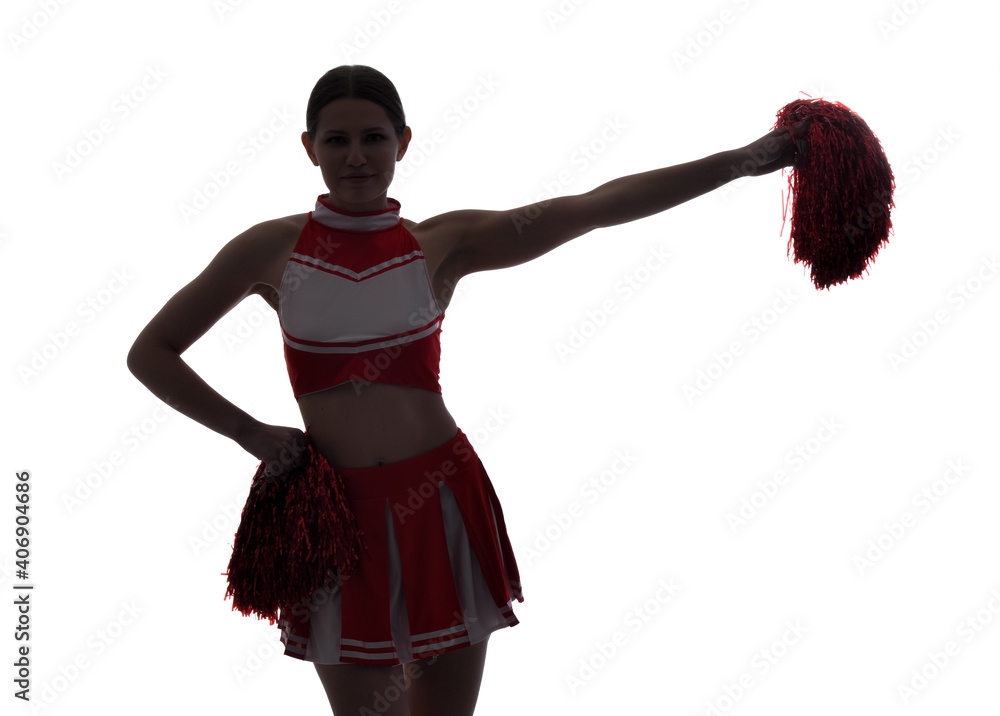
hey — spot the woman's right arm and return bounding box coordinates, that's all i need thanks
[126,220,306,470]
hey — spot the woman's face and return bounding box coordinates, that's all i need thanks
[301,97,411,213]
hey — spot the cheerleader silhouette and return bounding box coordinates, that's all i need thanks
[128,65,804,715]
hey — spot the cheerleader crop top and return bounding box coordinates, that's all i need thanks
[277,195,445,399]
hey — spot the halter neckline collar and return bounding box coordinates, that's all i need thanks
[312,194,401,231]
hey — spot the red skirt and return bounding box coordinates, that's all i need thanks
[278,427,523,665]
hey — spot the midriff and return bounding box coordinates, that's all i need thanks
[296,380,459,469]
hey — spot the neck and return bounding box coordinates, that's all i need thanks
[313,194,401,231]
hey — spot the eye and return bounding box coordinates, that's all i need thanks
[325,134,386,144]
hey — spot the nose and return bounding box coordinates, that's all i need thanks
[346,140,366,167]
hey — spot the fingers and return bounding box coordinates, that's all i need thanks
[260,428,309,482]
[734,118,813,178]
[790,119,811,138]
[738,129,795,176]
[790,119,811,161]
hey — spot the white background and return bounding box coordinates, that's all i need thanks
[3,0,999,714]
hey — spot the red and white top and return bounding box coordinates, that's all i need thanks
[278,195,445,398]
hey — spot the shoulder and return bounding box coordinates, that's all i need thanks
[399,211,479,281]
[246,211,310,244]
[402,196,597,277]
[400,210,487,255]
[401,210,477,234]
[222,212,309,269]
[398,207,542,281]
[214,212,310,303]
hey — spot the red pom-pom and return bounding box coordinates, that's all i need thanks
[223,434,363,624]
[773,97,895,290]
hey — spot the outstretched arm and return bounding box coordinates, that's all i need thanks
[435,124,803,278]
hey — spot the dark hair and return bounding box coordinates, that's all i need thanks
[305,65,406,142]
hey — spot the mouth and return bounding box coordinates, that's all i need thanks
[343,174,374,181]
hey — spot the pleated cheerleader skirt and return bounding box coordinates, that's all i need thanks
[278,427,523,665]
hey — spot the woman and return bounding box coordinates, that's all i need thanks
[127,65,803,715]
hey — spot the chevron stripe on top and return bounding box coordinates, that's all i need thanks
[276,195,446,398]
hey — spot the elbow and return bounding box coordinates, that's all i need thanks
[125,338,148,379]
[126,332,168,380]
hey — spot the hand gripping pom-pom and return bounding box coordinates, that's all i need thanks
[773,97,895,290]
[223,434,364,624]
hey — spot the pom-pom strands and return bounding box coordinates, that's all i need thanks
[772,98,895,290]
[224,435,363,624]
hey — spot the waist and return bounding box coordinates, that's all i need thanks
[332,427,481,499]
[297,381,458,469]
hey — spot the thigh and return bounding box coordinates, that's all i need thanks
[403,637,490,716]
[314,661,410,716]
